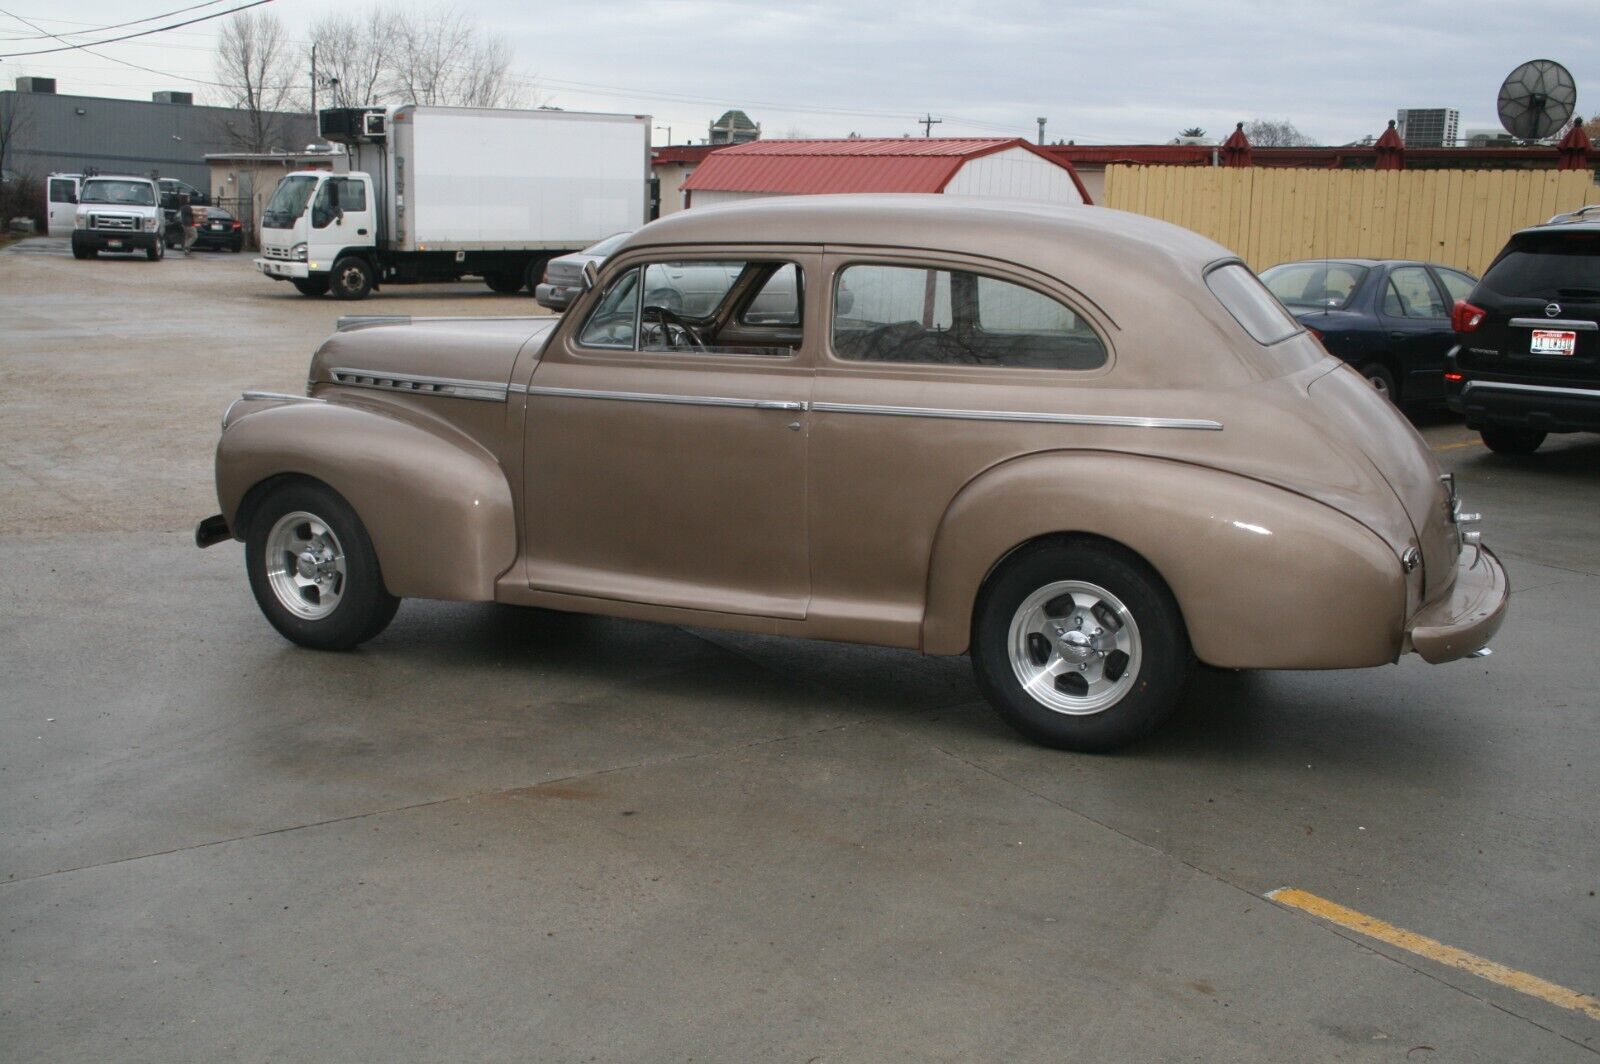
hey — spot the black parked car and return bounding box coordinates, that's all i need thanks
[190,205,245,252]
[1260,259,1478,404]
[1445,208,1600,454]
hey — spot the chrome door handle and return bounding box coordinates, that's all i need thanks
[753,400,805,411]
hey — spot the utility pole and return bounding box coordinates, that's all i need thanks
[655,124,672,146]
[310,42,317,117]
[1036,117,1047,145]
[919,113,942,137]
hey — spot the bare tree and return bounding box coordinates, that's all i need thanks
[306,8,394,109]
[0,90,34,179]
[1180,126,1207,139]
[213,10,303,152]
[1243,118,1316,147]
[387,6,524,109]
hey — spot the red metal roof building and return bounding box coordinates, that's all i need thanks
[679,138,1091,208]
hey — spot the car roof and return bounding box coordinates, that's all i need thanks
[1515,220,1600,237]
[1266,257,1471,271]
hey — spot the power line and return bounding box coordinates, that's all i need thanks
[0,1,229,42]
[0,0,271,58]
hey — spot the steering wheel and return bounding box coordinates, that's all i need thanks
[641,304,707,351]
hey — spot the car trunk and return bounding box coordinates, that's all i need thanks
[1305,365,1459,603]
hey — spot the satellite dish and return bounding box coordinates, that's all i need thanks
[1498,59,1577,141]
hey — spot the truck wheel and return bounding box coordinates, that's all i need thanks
[292,276,331,297]
[72,245,90,260]
[1480,427,1546,455]
[147,240,164,262]
[245,480,399,651]
[970,538,1192,752]
[331,257,374,300]
[485,272,524,294]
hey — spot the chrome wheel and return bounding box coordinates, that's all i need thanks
[264,510,346,620]
[1007,580,1141,716]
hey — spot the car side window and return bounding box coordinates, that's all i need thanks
[1385,267,1448,318]
[312,179,365,228]
[832,264,1106,369]
[577,260,804,356]
[49,179,76,205]
[1435,269,1476,304]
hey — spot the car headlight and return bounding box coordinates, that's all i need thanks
[292,244,308,262]
[144,216,159,232]
[74,215,87,230]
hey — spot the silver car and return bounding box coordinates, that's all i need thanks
[535,231,631,311]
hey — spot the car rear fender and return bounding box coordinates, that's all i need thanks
[922,451,1406,668]
[217,398,516,601]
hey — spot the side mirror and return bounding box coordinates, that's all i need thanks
[581,259,599,291]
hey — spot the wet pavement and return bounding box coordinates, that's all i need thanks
[2,240,1597,1061]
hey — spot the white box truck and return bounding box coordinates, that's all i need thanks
[256,104,652,300]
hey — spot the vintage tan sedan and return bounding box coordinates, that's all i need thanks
[198,196,1508,751]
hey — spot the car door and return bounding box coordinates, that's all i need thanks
[307,176,373,264]
[1377,265,1453,401]
[47,177,78,237]
[520,250,819,620]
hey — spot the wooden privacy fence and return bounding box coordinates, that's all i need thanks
[1102,165,1600,276]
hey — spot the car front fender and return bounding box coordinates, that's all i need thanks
[216,398,516,601]
[921,451,1406,668]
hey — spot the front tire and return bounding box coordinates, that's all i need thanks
[292,275,330,297]
[147,239,164,261]
[971,538,1192,752]
[1480,427,1546,454]
[245,481,399,651]
[330,256,374,300]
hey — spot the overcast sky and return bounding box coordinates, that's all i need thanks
[4,1,1596,146]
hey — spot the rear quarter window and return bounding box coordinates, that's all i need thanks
[1206,263,1303,345]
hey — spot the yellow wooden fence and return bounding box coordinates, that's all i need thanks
[1102,165,1600,276]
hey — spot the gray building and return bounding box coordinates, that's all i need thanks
[1395,108,1461,148]
[0,78,315,193]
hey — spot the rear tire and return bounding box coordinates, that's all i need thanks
[970,538,1192,752]
[331,256,374,300]
[1359,361,1397,403]
[292,275,330,297]
[1480,427,1546,455]
[485,272,523,294]
[245,480,399,651]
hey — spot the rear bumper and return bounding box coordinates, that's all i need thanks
[1446,377,1600,433]
[534,282,578,310]
[73,230,157,252]
[256,257,310,279]
[1406,543,1508,664]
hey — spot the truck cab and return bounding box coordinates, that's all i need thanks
[257,171,378,298]
[71,175,165,261]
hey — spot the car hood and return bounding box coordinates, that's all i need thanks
[308,316,558,392]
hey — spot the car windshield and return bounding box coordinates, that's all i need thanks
[1259,262,1370,309]
[262,175,318,229]
[79,180,155,206]
[584,231,631,257]
[1481,233,1600,300]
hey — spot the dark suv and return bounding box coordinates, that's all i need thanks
[1445,207,1600,454]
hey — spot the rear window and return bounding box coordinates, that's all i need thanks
[1260,261,1369,309]
[1206,263,1303,345]
[1480,233,1600,301]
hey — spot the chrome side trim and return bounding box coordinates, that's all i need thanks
[810,401,1223,431]
[1462,380,1600,400]
[524,386,803,411]
[336,315,412,331]
[224,391,324,430]
[330,367,508,403]
[1509,317,1597,331]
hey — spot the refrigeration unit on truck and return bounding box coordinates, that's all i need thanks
[256,104,652,300]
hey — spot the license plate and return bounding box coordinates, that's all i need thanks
[1530,329,1576,356]
[106,239,123,248]
[212,223,225,230]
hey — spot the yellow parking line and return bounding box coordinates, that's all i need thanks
[1431,439,1485,452]
[1267,887,1600,1020]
